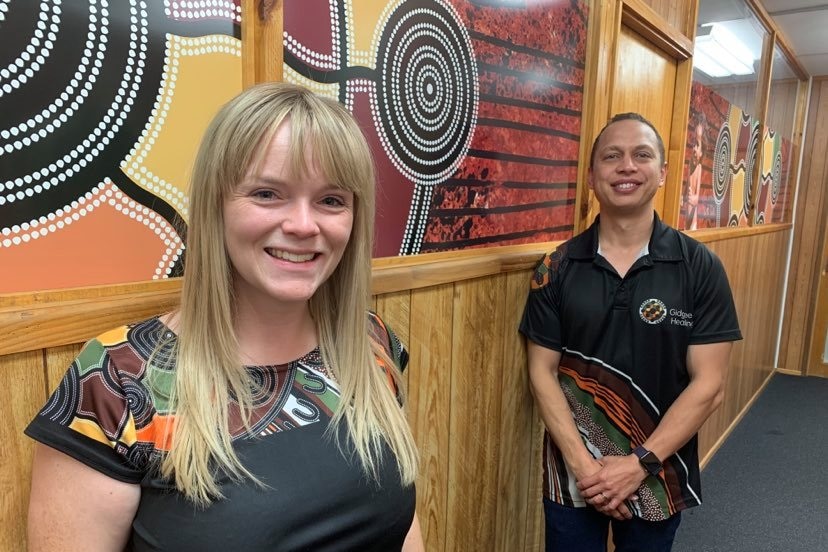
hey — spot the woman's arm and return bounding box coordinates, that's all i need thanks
[28,444,141,552]
[402,512,424,552]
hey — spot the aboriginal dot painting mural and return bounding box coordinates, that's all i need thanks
[0,1,242,294]
[754,126,792,225]
[283,0,588,256]
[679,81,760,230]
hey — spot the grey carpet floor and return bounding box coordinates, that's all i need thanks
[672,373,828,552]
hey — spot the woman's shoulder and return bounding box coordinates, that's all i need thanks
[79,316,170,365]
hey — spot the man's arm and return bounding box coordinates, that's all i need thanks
[577,341,733,512]
[527,340,631,520]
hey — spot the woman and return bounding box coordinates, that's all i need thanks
[26,83,422,551]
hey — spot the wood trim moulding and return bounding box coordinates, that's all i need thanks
[745,0,809,80]
[687,222,791,244]
[620,0,693,60]
[0,280,183,358]
[0,224,792,357]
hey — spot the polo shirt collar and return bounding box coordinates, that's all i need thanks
[567,212,684,262]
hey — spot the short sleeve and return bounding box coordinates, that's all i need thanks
[519,252,564,351]
[24,335,148,483]
[689,246,742,344]
[368,312,409,373]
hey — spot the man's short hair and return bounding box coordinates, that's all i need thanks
[589,112,666,168]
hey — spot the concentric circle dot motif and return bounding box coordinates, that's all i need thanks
[771,150,782,205]
[374,0,478,187]
[712,122,731,206]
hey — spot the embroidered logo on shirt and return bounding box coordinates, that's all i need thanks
[639,298,667,324]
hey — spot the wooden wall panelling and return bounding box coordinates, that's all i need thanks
[697,231,788,461]
[445,274,507,550]
[241,0,283,86]
[407,284,453,552]
[524,410,545,552]
[0,350,47,552]
[494,270,534,552]
[0,280,181,358]
[637,0,697,36]
[374,290,412,389]
[804,175,828,377]
[611,24,678,217]
[780,78,828,374]
[577,0,623,231]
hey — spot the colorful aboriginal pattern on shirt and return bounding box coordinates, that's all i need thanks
[33,315,398,477]
[541,348,700,521]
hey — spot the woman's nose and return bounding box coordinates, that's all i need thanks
[282,201,319,236]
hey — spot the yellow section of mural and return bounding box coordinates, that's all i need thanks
[283,66,341,100]
[122,35,242,222]
[347,0,407,68]
[762,130,775,175]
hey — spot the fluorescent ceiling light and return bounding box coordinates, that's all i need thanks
[694,23,755,78]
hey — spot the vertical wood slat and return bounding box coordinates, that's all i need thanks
[698,231,788,458]
[241,0,283,87]
[494,271,533,552]
[445,275,506,551]
[0,350,46,552]
[780,79,828,374]
[374,290,412,390]
[408,284,453,552]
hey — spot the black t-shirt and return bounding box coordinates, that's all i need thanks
[520,213,742,520]
[26,314,414,551]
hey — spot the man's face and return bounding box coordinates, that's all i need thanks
[588,119,667,216]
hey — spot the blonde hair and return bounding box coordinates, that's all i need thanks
[161,82,418,505]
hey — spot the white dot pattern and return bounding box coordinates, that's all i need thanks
[1,0,148,206]
[283,0,339,71]
[122,34,240,220]
[0,179,184,279]
[164,0,240,23]
[1,0,106,154]
[0,0,60,95]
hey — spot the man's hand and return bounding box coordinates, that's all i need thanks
[576,454,647,520]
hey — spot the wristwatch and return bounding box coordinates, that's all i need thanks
[633,446,662,476]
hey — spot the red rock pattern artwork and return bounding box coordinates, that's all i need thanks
[283,0,587,256]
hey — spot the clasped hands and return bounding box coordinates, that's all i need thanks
[576,454,648,521]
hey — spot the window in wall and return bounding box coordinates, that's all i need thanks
[755,48,798,225]
[679,0,768,230]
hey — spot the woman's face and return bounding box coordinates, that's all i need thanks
[223,123,354,310]
[693,123,704,163]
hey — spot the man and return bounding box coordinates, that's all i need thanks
[519,113,741,552]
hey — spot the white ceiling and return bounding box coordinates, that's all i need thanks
[698,0,828,78]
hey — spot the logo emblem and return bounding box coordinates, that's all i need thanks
[639,298,667,324]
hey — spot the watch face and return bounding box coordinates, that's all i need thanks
[641,452,661,475]
[634,447,662,476]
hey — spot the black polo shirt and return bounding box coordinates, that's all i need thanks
[520,213,741,521]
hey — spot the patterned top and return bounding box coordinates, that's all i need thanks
[26,313,414,551]
[520,214,742,521]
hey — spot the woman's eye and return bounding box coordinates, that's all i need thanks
[321,195,346,207]
[253,190,277,200]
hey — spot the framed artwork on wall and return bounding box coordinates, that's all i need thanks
[0,0,244,294]
[283,0,589,257]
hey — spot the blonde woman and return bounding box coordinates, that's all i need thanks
[26,83,422,551]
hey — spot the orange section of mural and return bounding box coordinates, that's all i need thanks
[0,3,241,294]
[0,182,182,293]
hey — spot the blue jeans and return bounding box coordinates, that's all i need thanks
[543,497,682,552]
